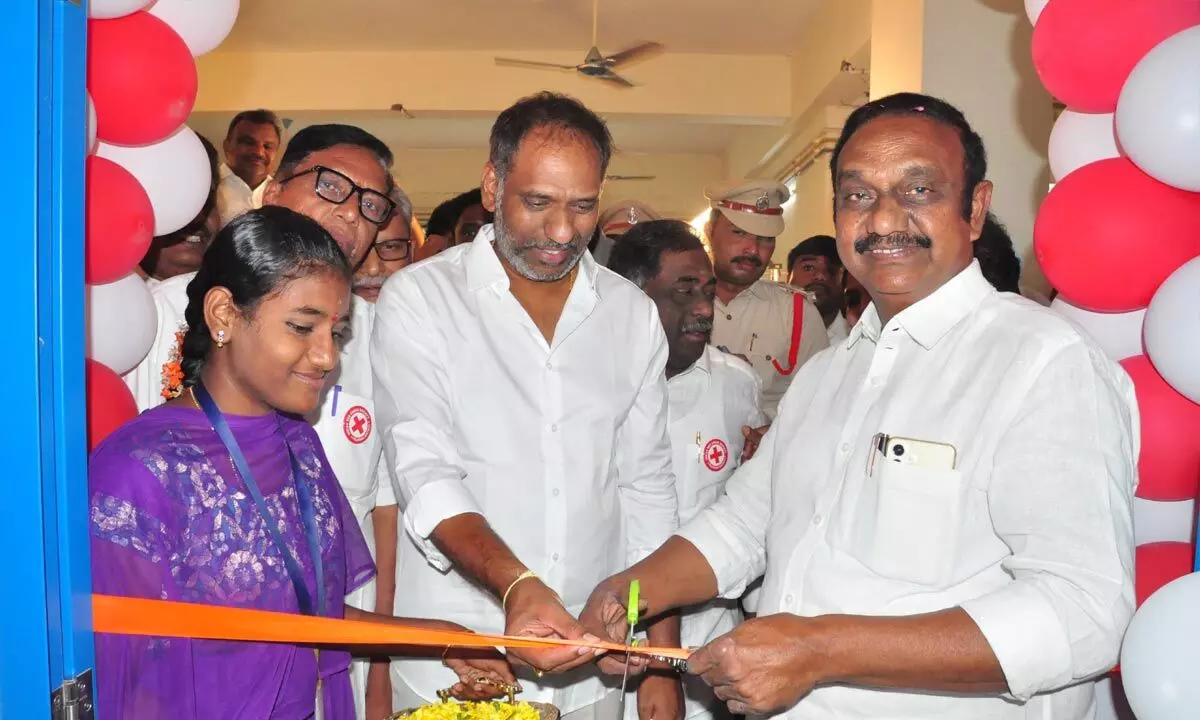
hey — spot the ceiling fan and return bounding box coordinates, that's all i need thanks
[606,174,656,181]
[494,0,663,88]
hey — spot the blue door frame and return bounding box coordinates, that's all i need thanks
[0,0,92,716]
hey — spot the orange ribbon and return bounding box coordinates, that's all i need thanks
[92,594,690,660]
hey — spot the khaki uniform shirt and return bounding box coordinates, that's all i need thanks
[712,280,829,418]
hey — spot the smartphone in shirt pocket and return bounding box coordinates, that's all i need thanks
[853,434,965,587]
[875,434,957,471]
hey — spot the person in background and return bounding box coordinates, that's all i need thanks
[354,187,415,303]
[842,271,870,328]
[346,183,415,717]
[451,188,492,246]
[372,91,679,720]
[705,180,828,418]
[415,188,494,261]
[90,207,513,720]
[581,92,1137,720]
[139,135,222,284]
[218,109,283,227]
[974,211,1021,294]
[591,199,663,265]
[786,234,849,344]
[608,219,765,720]
[122,124,400,720]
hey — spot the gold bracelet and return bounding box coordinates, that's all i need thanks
[501,570,539,611]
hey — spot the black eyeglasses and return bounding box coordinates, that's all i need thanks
[372,236,410,261]
[280,165,395,226]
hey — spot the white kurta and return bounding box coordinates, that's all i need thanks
[371,227,679,715]
[121,274,391,720]
[679,261,1139,719]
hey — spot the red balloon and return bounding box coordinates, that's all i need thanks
[86,358,138,452]
[1121,356,1200,502]
[86,155,154,284]
[1135,541,1194,607]
[1032,0,1200,113]
[88,12,198,145]
[1034,158,1200,312]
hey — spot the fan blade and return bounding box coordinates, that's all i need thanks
[606,42,664,68]
[606,175,656,181]
[494,57,578,71]
[596,71,635,88]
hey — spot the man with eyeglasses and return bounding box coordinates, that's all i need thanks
[124,123,409,720]
[354,187,414,304]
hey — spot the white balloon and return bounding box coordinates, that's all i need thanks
[1117,25,1200,192]
[1025,0,1050,25]
[87,274,158,376]
[149,0,240,57]
[1121,572,1200,720]
[86,92,97,155]
[1050,298,1145,362]
[88,0,153,19]
[1143,256,1200,404]
[96,126,211,237]
[1048,110,1120,182]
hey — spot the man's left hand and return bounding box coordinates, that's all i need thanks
[687,614,827,716]
[637,674,684,720]
[740,425,770,462]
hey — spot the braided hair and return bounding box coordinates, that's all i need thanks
[180,206,352,386]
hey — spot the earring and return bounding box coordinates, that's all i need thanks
[216,330,226,349]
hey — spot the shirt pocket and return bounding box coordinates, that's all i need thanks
[849,461,966,588]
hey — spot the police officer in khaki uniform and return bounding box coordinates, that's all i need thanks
[705,179,828,418]
[591,199,662,266]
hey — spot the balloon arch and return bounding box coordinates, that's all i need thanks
[83,0,1200,717]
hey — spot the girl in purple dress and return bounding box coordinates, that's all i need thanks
[90,207,514,719]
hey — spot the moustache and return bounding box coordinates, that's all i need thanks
[854,232,933,254]
[353,275,387,289]
[681,318,714,335]
[730,255,762,268]
[517,237,587,252]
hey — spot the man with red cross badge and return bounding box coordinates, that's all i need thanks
[705,180,828,418]
[608,219,767,720]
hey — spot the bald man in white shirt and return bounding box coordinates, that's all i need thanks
[372,93,679,720]
[608,219,767,720]
[581,92,1137,720]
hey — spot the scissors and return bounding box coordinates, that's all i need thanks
[617,580,640,719]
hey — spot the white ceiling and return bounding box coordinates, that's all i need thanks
[189,110,778,155]
[221,0,823,55]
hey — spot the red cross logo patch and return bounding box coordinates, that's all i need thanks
[703,438,729,472]
[343,405,372,445]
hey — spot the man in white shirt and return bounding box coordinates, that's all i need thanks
[787,235,850,345]
[608,219,766,720]
[217,109,282,227]
[581,92,1138,720]
[121,123,403,720]
[371,92,679,720]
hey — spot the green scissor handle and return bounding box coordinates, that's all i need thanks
[626,579,640,628]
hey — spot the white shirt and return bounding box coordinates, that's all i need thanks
[667,346,765,720]
[678,261,1138,719]
[371,226,678,714]
[216,163,269,228]
[826,312,850,345]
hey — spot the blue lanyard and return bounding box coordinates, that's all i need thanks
[193,384,326,617]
